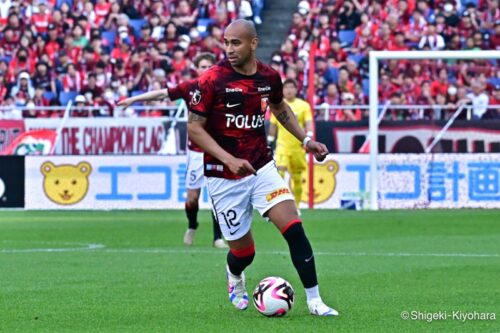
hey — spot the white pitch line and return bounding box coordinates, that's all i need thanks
[0,244,498,258]
[0,243,105,253]
[100,248,499,258]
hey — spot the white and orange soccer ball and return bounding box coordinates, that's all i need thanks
[252,276,295,317]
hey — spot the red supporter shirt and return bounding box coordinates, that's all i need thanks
[32,13,51,34]
[95,3,111,26]
[430,80,449,97]
[168,79,203,152]
[190,60,282,179]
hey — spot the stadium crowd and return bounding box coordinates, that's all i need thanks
[275,0,499,120]
[0,0,498,120]
[0,0,261,118]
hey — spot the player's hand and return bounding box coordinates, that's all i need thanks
[117,98,135,109]
[226,157,257,176]
[306,140,329,162]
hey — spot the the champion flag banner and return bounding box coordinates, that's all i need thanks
[1,130,57,155]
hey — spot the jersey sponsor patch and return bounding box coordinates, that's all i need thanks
[225,114,265,129]
[206,164,224,172]
[266,187,290,202]
[191,89,201,105]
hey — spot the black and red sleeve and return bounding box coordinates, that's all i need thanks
[269,71,284,104]
[189,72,215,117]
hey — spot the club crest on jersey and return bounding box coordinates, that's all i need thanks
[191,89,201,105]
[261,97,269,113]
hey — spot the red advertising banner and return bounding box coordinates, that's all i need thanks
[1,130,56,155]
[0,120,26,152]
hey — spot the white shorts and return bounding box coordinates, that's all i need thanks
[186,149,204,190]
[206,161,294,241]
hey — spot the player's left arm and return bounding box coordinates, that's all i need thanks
[267,114,278,145]
[269,100,328,161]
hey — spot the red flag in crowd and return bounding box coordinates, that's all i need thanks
[0,130,57,156]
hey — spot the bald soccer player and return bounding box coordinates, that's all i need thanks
[187,20,338,316]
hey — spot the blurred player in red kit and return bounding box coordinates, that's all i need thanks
[118,53,227,249]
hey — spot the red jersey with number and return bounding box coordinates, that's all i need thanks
[169,79,203,152]
[190,59,283,179]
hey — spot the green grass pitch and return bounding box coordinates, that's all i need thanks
[1,209,499,333]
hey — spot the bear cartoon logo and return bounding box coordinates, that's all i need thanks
[291,160,339,204]
[41,161,92,205]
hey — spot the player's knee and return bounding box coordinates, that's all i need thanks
[186,191,200,206]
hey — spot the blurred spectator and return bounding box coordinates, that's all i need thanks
[62,63,84,92]
[32,61,56,93]
[488,85,500,119]
[31,1,51,35]
[419,23,445,50]
[322,83,341,106]
[0,71,8,102]
[430,68,449,97]
[461,80,490,119]
[0,96,22,119]
[171,0,197,35]
[104,2,122,30]
[81,73,103,101]
[73,24,89,48]
[8,47,35,83]
[316,57,337,85]
[0,27,18,58]
[10,72,35,106]
[72,94,92,117]
[337,67,355,93]
[339,92,361,121]
[337,0,361,30]
[252,0,264,24]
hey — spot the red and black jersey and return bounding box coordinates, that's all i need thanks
[190,59,283,179]
[169,79,203,153]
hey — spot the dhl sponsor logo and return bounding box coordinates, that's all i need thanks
[266,188,290,202]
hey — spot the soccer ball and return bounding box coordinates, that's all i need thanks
[252,276,295,317]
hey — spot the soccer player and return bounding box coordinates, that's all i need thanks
[117,53,228,249]
[268,78,313,210]
[187,20,338,316]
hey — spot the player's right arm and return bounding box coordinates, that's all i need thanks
[117,89,170,108]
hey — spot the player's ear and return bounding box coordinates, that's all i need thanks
[251,37,258,51]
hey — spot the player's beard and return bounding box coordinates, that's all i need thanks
[229,50,252,68]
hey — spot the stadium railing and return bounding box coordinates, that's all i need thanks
[2,105,498,120]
